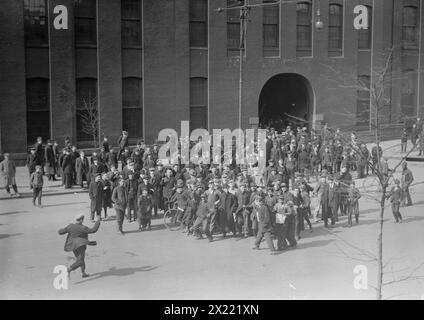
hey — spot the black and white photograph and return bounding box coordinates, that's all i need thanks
[1,0,424,302]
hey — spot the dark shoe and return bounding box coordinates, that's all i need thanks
[82,273,91,278]
[252,246,259,250]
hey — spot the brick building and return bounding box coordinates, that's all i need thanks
[0,0,423,159]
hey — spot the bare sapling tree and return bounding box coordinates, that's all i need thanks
[79,96,99,148]
[317,45,424,299]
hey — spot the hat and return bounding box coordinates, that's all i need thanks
[200,193,207,199]
[30,147,36,151]
[281,183,287,188]
[35,165,41,169]
[75,213,85,221]
[176,179,184,188]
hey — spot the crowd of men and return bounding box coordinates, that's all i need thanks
[1,120,419,254]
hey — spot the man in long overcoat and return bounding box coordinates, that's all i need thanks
[89,175,104,221]
[75,151,90,189]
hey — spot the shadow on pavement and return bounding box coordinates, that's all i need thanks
[74,266,157,284]
[401,216,424,224]
[0,233,23,240]
[42,202,86,208]
[0,211,29,216]
[298,239,335,250]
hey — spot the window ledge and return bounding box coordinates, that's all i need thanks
[190,47,208,50]
[25,44,49,48]
[122,46,143,49]
[75,44,98,49]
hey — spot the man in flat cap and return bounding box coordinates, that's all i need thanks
[0,153,19,197]
[26,147,38,188]
[58,214,101,278]
[30,165,44,207]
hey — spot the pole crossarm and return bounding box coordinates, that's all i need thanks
[215,0,312,13]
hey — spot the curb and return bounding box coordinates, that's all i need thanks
[0,190,88,201]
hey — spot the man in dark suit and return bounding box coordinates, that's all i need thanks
[58,214,101,278]
[61,149,73,189]
[219,184,238,237]
[252,195,276,254]
[44,140,56,181]
[89,174,104,221]
[117,130,129,161]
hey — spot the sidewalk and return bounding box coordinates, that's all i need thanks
[0,168,87,200]
[0,140,418,200]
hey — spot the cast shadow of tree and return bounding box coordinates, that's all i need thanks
[74,265,157,284]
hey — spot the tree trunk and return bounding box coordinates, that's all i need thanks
[376,187,386,300]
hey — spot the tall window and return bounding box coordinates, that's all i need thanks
[23,0,48,46]
[328,3,343,56]
[263,0,279,57]
[358,5,372,50]
[227,0,243,57]
[402,6,418,49]
[122,78,143,137]
[190,0,208,47]
[401,70,417,117]
[190,78,207,130]
[76,78,98,142]
[296,2,312,57]
[121,0,142,48]
[74,0,97,46]
[356,75,370,128]
[26,78,50,144]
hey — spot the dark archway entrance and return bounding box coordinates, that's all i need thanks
[259,73,313,132]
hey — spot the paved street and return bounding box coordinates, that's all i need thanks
[1,141,424,300]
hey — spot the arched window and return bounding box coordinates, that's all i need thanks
[263,0,279,57]
[26,78,50,144]
[76,78,98,142]
[356,75,370,128]
[121,0,142,48]
[402,6,418,48]
[122,77,143,137]
[190,0,208,47]
[358,5,372,50]
[24,0,48,46]
[296,2,312,56]
[401,70,417,117]
[74,0,97,46]
[328,3,343,56]
[190,77,208,130]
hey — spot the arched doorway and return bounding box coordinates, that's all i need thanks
[259,73,314,132]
